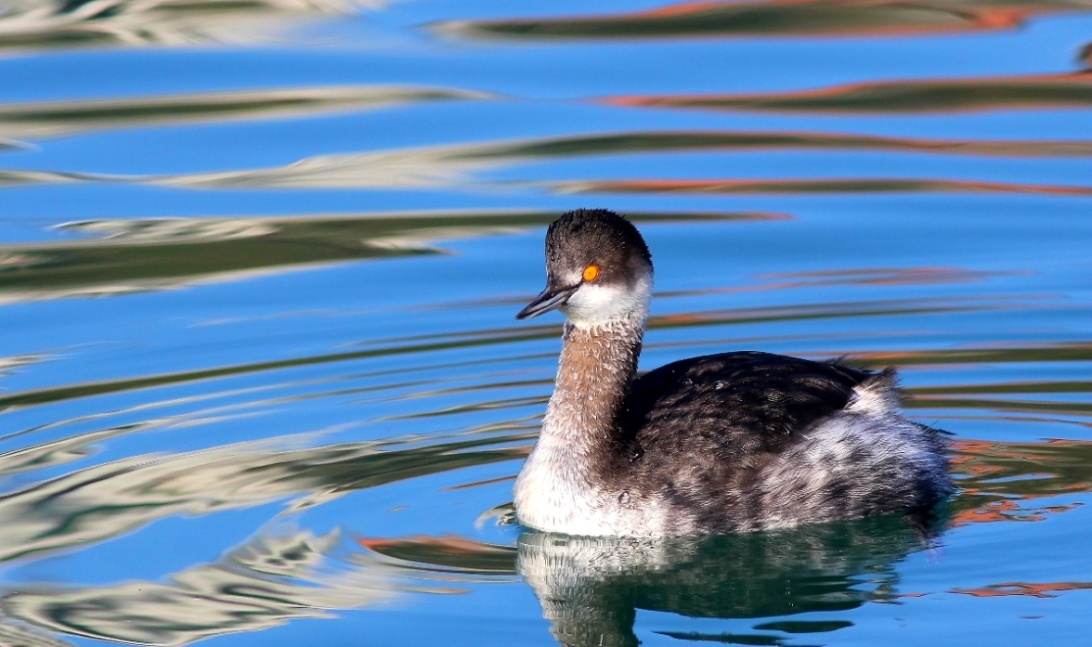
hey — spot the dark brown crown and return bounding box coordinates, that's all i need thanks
[544,209,653,287]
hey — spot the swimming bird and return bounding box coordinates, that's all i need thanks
[513,209,950,537]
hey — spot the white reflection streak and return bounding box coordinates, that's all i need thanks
[0,262,347,305]
[0,86,491,140]
[0,213,541,304]
[153,145,503,189]
[0,0,376,51]
[0,436,373,562]
[2,530,422,646]
[0,621,74,647]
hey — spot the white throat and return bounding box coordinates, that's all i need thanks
[559,270,652,330]
[513,310,646,535]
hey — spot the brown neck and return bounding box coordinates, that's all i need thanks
[513,315,646,533]
[539,317,644,467]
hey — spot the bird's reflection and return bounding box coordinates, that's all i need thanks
[517,515,937,647]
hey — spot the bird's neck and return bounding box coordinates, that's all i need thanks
[544,317,644,452]
[514,316,645,533]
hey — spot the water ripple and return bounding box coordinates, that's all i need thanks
[436,0,1089,41]
[0,210,767,304]
[0,86,491,140]
[0,0,375,52]
[604,72,1092,115]
[554,177,1092,197]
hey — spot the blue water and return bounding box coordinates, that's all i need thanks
[2,1,1092,645]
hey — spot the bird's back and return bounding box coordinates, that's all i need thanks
[609,352,948,533]
[622,351,871,458]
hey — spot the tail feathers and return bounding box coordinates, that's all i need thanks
[845,368,900,415]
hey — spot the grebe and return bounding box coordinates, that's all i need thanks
[513,209,950,537]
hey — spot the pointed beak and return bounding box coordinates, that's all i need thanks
[516,283,579,320]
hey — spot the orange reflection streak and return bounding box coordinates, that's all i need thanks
[557,178,1092,197]
[755,266,1016,287]
[947,438,1092,527]
[952,581,1092,598]
[357,535,518,574]
[953,502,1082,526]
[604,72,1092,115]
[854,343,1092,367]
[642,2,726,19]
[360,534,491,554]
[631,0,1037,36]
[443,0,1081,41]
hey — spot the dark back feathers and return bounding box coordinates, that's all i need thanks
[621,351,872,461]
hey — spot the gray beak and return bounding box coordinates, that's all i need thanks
[516,283,579,320]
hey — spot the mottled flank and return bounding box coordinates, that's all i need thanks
[514,209,952,537]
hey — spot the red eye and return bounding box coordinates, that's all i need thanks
[582,264,600,282]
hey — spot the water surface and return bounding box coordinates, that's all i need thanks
[2,1,1092,645]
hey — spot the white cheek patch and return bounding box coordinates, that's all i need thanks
[562,272,652,328]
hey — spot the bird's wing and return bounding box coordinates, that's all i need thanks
[622,351,877,460]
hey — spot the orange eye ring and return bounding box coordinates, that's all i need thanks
[582,264,600,282]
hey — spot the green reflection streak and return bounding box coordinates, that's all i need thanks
[7,129,1092,195]
[911,380,1092,395]
[0,30,117,51]
[0,87,489,140]
[907,379,1092,415]
[12,128,1092,195]
[0,210,750,301]
[1,231,420,291]
[607,77,1092,115]
[557,177,1092,196]
[893,348,1092,414]
[911,397,1092,416]
[437,1,1028,40]
[869,344,1092,366]
[0,169,81,186]
[467,131,1092,159]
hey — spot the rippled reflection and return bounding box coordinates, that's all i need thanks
[437,0,1090,41]
[952,580,1092,598]
[3,0,1092,644]
[554,178,1092,197]
[0,293,1031,412]
[3,530,411,646]
[2,425,1091,645]
[0,428,522,562]
[293,429,1092,647]
[347,517,937,647]
[605,71,1092,115]
[0,621,72,647]
[6,127,1092,191]
[0,86,489,141]
[0,0,374,52]
[516,519,926,647]
[951,438,1092,523]
[0,209,766,305]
